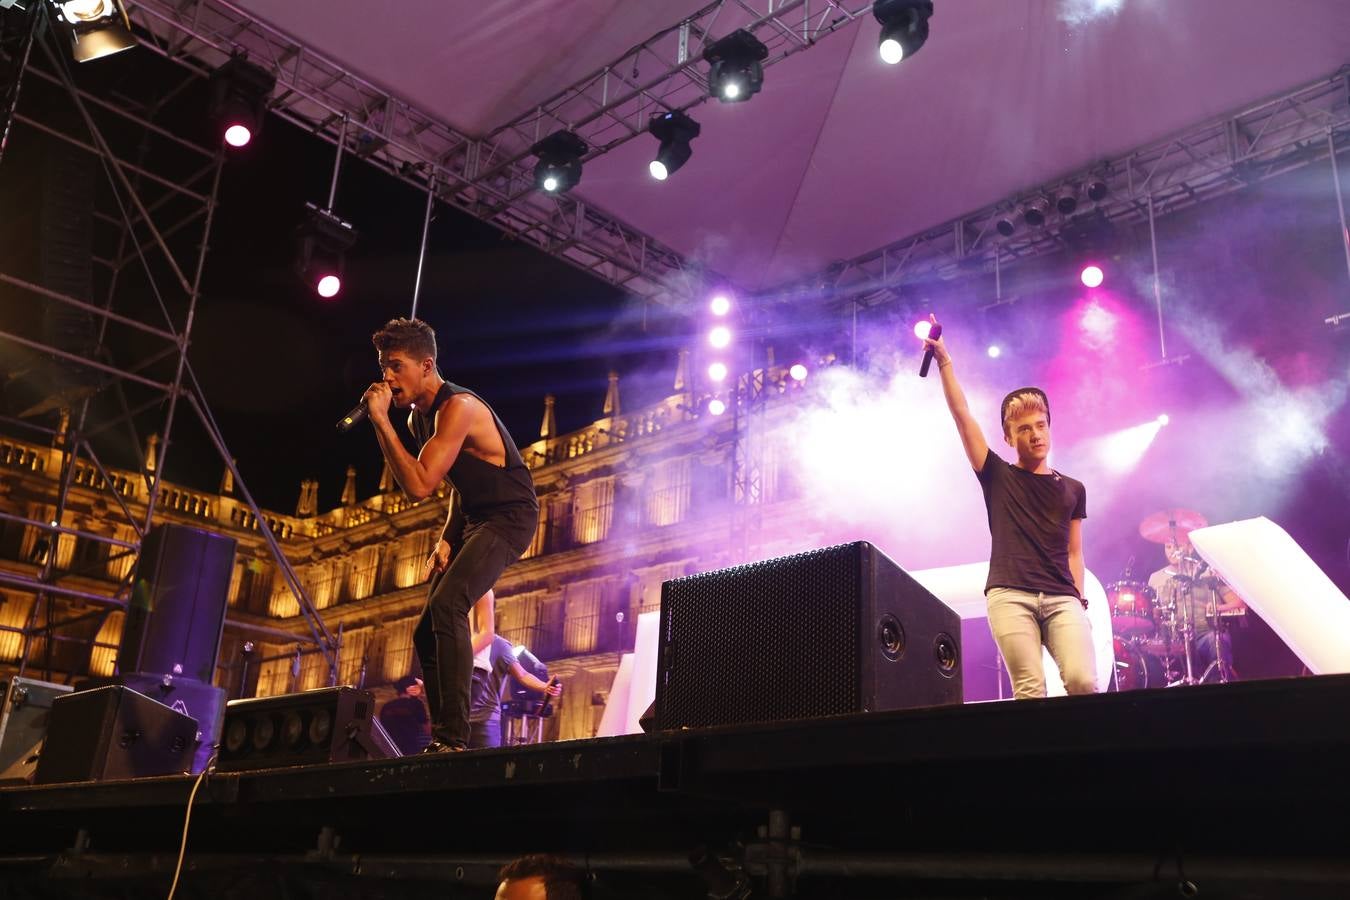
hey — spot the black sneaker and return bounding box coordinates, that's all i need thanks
[421,739,466,754]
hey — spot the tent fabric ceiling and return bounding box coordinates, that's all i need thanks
[236,0,1350,292]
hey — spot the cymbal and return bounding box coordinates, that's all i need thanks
[1139,508,1208,543]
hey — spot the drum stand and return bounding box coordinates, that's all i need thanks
[1164,573,1232,687]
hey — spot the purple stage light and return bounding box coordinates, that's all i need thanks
[709,325,731,349]
[1157,413,1170,426]
[316,274,341,299]
[224,124,252,147]
[987,345,1002,359]
[1080,264,1104,288]
[913,320,932,341]
[708,398,727,416]
[708,362,728,382]
[789,363,808,381]
[710,294,731,316]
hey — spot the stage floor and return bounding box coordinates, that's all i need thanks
[2,674,1349,899]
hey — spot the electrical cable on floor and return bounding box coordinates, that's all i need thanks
[167,748,219,900]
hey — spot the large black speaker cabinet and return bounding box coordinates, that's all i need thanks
[33,685,199,784]
[655,541,961,730]
[217,686,399,772]
[119,523,237,683]
[0,677,72,784]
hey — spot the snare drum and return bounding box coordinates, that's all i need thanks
[1105,580,1157,636]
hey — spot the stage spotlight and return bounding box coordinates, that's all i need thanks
[709,325,732,349]
[873,0,934,65]
[531,130,587,193]
[708,398,727,416]
[1022,197,1049,228]
[708,362,728,382]
[296,202,358,300]
[1080,264,1104,288]
[987,345,1002,359]
[709,294,732,316]
[703,29,768,103]
[209,56,276,149]
[648,110,701,180]
[50,0,137,63]
[913,320,932,341]
[789,363,808,381]
[1054,187,1079,216]
[1157,413,1170,426]
[1086,178,1109,202]
[994,211,1017,238]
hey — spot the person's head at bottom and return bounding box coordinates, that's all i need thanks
[495,854,585,900]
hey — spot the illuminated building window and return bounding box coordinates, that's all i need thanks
[88,611,124,677]
[392,532,432,590]
[644,457,691,526]
[571,478,614,545]
[381,617,417,681]
[563,578,604,655]
[339,626,373,685]
[348,545,379,601]
[0,593,35,661]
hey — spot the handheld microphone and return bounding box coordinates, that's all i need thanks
[919,322,943,377]
[336,400,368,433]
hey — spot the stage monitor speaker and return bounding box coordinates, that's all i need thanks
[77,675,227,775]
[654,541,961,730]
[33,685,198,784]
[217,686,399,772]
[0,677,73,784]
[119,523,237,684]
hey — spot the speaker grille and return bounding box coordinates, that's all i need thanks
[658,543,861,729]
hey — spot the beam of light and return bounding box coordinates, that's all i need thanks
[1098,418,1165,474]
[224,124,252,147]
[1080,264,1104,288]
[1078,297,1117,350]
[913,320,932,340]
[987,345,1002,359]
[1058,0,1126,25]
[709,325,731,348]
[1157,413,1169,426]
[708,362,728,382]
[879,38,904,65]
[707,398,726,416]
[710,295,731,316]
[542,175,559,192]
[316,274,341,298]
[789,363,808,381]
[649,160,668,181]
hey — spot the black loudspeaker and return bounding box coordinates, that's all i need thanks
[119,523,237,684]
[118,675,226,775]
[33,685,198,784]
[655,541,962,730]
[217,686,399,772]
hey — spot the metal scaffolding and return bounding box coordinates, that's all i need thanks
[125,0,874,309]
[0,3,338,686]
[777,65,1350,313]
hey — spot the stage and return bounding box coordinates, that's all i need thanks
[1,674,1348,899]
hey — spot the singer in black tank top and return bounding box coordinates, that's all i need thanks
[408,382,538,553]
[403,384,538,750]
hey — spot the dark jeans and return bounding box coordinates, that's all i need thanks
[413,526,522,748]
[1194,631,1235,682]
[468,715,502,750]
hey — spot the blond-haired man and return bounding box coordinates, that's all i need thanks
[923,317,1096,699]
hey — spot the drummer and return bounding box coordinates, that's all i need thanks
[1146,537,1247,682]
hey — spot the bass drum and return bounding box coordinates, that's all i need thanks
[1110,636,1164,691]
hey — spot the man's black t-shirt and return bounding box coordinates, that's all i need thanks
[976,447,1086,600]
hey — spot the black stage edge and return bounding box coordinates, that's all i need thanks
[2,675,1349,899]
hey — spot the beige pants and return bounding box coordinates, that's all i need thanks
[986,586,1097,699]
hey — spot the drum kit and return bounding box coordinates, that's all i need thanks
[1105,509,1243,691]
